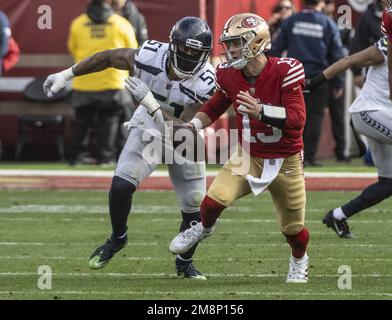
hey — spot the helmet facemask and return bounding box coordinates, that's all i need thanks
[169,39,210,78]
[220,32,260,69]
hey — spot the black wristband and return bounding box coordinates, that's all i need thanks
[259,107,286,129]
[306,73,327,91]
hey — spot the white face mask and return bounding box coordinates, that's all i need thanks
[230,58,249,70]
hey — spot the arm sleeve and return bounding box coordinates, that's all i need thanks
[198,89,232,123]
[382,11,392,43]
[280,59,306,130]
[281,86,306,130]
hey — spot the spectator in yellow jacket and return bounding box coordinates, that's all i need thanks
[67,0,138,165]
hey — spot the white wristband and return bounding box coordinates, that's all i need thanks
[140,91,160,115]
[189,118,204,131]
[263,105,286,119]
[61,67,75,81]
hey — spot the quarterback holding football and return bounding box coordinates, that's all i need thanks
[170,13,310,283]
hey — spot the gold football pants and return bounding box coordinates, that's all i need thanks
[207,146,306,235]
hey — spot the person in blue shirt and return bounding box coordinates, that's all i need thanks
[271,0,345,166]
[0,10,10,76]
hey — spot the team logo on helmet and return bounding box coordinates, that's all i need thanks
[241,16,262,28]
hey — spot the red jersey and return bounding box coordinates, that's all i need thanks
[382,10,392,42]
[200,56,306,159]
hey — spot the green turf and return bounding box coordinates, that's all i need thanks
[0,190,391,300]
[0,158,377,173]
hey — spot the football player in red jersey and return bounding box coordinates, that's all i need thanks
[381,1,392,99]
[169,13,310,283]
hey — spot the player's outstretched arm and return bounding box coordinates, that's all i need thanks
[189,89,231,130]
[43,48,137,97]
[73,48,137,75]
[306,45,385,92]
[324,46,384,80]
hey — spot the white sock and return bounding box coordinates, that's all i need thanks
[333,207,347,221]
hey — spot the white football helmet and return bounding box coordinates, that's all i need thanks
[219,13,271,69]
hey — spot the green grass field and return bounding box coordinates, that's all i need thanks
[0,189,391,300]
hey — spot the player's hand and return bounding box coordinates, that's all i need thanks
[236,91,261,119]
[123,120,132,131]
[303,73,327,95]
[185,122,195,129]
[43,67,74,98]
[124,76,150,102]
[124,77,160,115]
[303,79,312,94]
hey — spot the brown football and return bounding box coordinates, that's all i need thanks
[170,124,205,162]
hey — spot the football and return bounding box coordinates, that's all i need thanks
[170,124,205,162]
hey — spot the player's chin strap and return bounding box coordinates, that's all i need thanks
[257,104,286,129]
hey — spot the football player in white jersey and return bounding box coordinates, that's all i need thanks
[306,36,392,238]
[43,17,215,279]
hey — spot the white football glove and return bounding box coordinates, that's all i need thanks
[124,76,160,115]
[123,120,132,131]
[43,67,74,98]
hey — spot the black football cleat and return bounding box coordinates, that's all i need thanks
[322,211,354,239]
[89,236,128,269]
[175,257,207,280]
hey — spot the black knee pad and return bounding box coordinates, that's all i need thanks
[110,176,136,199]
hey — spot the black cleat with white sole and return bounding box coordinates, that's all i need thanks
[175,257,207,280]
[322,211,354,239]
[89,236,128,269]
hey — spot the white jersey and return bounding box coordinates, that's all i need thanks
[349,37,392,113]
[129,40,216,128]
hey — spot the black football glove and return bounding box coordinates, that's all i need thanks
[303,73,327,94]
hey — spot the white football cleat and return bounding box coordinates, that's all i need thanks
[169,222,214,255]
[286,253,309,283]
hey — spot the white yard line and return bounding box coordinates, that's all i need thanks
[0,204,387,215]
[0,169,378,178]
